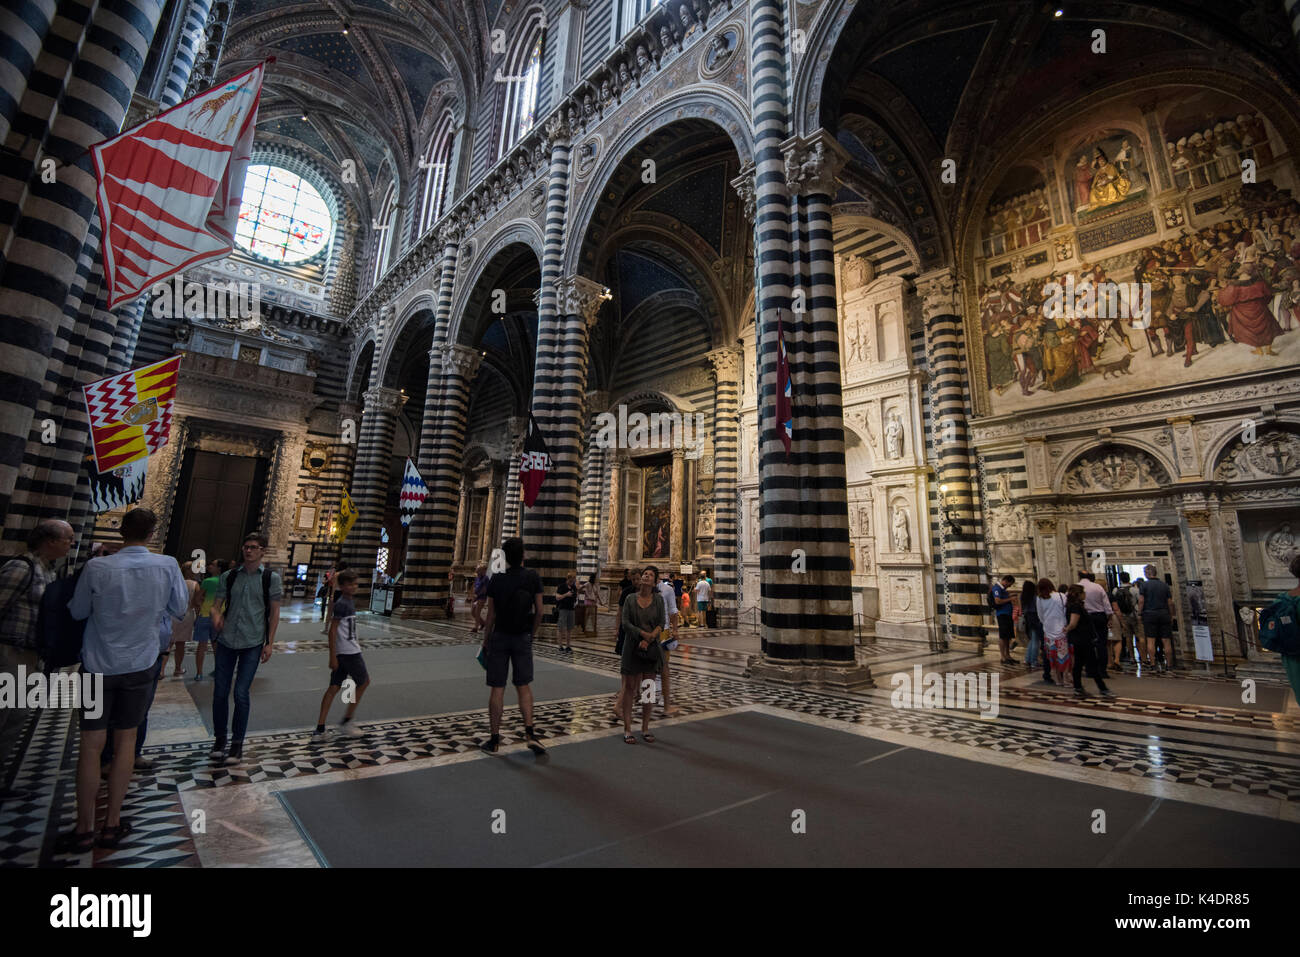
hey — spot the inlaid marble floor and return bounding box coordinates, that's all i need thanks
[1,612,1296,867]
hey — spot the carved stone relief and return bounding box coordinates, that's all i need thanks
[1062,448,1169,494]
[1216,431,1300,480]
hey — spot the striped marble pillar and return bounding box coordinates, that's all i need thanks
[500,415,525,539]
[524,274,606,631]
[576,390,608,576]
[0,0,58,143]
[341,386,405,603]
[396,344,482,619]
[0,0,167,531]
[917,268,985,651]
[707,348,741,625]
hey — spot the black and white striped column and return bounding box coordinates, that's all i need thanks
[0,0,57,143]
[397,344,481,618]
[523,273,605,629]
[0,0,167,533]
[500,415,525,539]
[917,268,985,650]
[707,348,741,626]
[340,382,406,603]
[746,4,870,687]
[576,390,608,576]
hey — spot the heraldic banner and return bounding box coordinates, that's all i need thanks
[82,355,183,473]
[91,62,267,307]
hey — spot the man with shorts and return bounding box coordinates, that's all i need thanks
[480,538,546,755]
[1110,571,1139,669]
[1137,564,1174,672]
[61,509,187,851]
[312,571,369,738]
[693,575,711,630]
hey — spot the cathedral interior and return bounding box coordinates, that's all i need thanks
[1,0,1299,877]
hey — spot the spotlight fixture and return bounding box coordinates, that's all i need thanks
[341,20,350,35]
[301,113,308,121]
[1053,8,1064,16]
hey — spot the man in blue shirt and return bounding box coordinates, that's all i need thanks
[61,508,187,852]
[991,574,1017,664]
[210,531,283,765]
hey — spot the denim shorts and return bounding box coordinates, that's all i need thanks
[192,617,214,643]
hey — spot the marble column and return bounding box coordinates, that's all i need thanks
[669,448,686,563]
[452,481,469,564]
[605,453,627,567]
[917,267,985,652]
[747,126,869,688]
[707,347,741,626]
[481,479,500,563]
[341,386,406,602]
[501,416,526,539]
[524,268,606,631]
[265,428,309,566]
[578,391,609,575]
[397,342,482,618]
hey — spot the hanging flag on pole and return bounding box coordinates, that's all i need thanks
[519,413,551,508]
[86,455,148,513]
[82,355,183,473]
[91,61,268,307]
[776,310,793,458]
[399,458,428,527]
[333,489,358,544]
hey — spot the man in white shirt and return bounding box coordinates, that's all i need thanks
[693,576,712,630]
[1078,571,1113,679]
[61,508,187,852]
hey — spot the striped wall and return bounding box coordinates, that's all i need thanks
[578,0,615,79]
[0,0,168,551]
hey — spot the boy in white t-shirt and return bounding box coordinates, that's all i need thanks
[312,571,370,739]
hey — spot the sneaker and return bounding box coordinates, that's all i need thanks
[1101,689,1117,697]
[525,731,547,755]
[480,735,500,754]
[1073,688,1090,698]
[133,755,155,771]
[209,738,227,760]
[310,729,331,742]
[224,744,243,766]
[339,721,363,737]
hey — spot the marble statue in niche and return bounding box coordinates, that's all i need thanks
[891,505,909,552]
[1265,523,1296,567]
[885,412,905,459]
[704,30,737,70]
[845,318,867,363]
[678,3,701,41]
[995,471,1012,504]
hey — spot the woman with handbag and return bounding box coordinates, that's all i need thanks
[618,566,665,743]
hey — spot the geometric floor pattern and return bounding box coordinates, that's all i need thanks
[3,619,1297,867]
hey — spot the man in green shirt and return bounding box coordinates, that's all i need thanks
[209,532,283,765]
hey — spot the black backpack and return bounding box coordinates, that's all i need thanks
[1112,585,1134,616]
[1,556,88,670]
[224,566,273,638]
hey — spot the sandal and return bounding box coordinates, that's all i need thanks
[642,732,656,743]
[55,829,95,854]
[97,820,132,848]
[623,733,637,744]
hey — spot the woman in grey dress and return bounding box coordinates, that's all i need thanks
[619,566,664,743]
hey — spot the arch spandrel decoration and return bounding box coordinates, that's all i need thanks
[562,98,754,279]
[1053,442,1174,496]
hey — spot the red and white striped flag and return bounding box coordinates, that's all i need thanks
[91,63,268,307]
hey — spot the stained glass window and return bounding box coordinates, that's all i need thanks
[514,38,542,144]
[235,165,333,264]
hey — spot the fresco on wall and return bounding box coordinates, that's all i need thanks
[1070,133,1150,218]
[978,88,1299,415]
[641,464,671,559]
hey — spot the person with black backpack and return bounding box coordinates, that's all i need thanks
[0,520,74,792]
[60,508,188,852]
[479,537,546,756]
[1110,571,1139,670]
[209,531,283,767]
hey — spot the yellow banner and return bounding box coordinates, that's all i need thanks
[334,489,358,544]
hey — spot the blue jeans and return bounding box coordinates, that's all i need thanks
[212,641,263,745]
[1024,623,1043,668]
